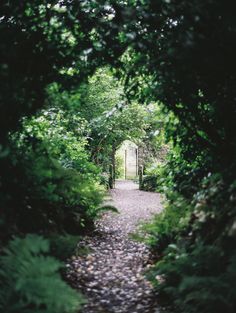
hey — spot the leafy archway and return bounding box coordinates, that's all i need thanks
[1,2,236,313]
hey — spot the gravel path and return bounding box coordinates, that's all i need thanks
[67,180,163,313]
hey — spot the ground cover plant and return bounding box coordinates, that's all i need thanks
[0,235,84,313]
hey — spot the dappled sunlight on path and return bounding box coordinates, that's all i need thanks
[67,180,163,313]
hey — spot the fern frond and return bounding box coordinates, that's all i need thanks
[0,235,84,313]
[97,205,119,214]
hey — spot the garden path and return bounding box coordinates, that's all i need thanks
[67,180,163,313]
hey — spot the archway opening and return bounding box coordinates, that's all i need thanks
[115,140,139,180]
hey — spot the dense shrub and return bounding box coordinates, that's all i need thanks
[1,108,105,238]
[140,174,158,192]
[142,192,192,255]
[149,242,236,313]
[49,234,81,261]
[0,106,102,310]
[143,161,236,312]
[140,163,166,192]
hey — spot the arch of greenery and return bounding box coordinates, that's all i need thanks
[0,2,236,313]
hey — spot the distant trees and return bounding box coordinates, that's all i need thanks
[48,67,156,173]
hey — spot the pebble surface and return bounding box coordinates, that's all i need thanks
[67,180,163,313]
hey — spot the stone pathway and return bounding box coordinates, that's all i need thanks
[67,180,163,313]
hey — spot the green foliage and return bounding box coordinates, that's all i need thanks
[143,170,236,312]
[111,1,236,169]
[47,67,156,174]
[139,100,236,312]
[81,69,152,171]
[99,172,110,189]
[140,161,168,192]
[49,234,81,261]
[141,192,192,254]
[0,0,105,140]
[1,107,104,238]
[72,67,124,122]
[96,205,119,215]
[140,174,158,192]
[150,243,236,313]
[19,108,90,170]
[1,1,236,313]
[115,155,124,179]
[0,235,83,313]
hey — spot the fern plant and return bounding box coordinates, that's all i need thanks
[0,235,84,313]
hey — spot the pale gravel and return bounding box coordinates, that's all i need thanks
[67,180,163,313]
